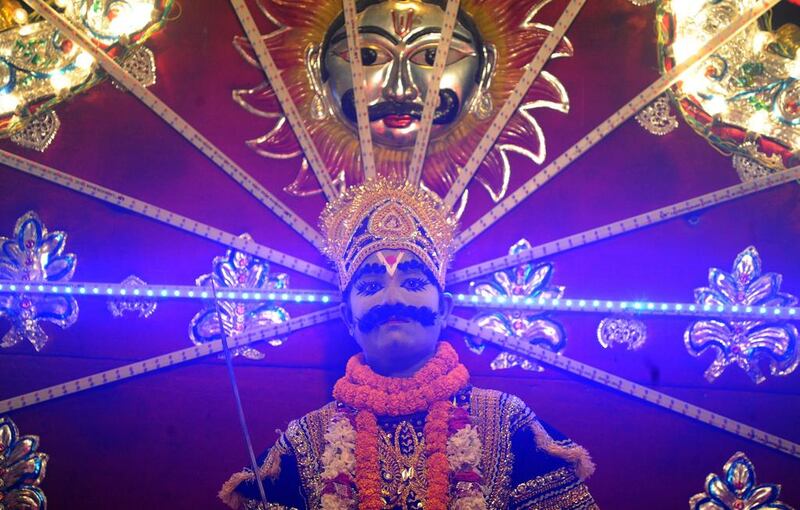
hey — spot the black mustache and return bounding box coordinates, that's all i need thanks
[356,303,438,333]
[341,89,460,125]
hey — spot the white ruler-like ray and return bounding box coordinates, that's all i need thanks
[448,167,800,284]
[448,316,800,459]
[21,0,326,251]
[0,149,337,284]
[442,0,586,210]
[229,0,340,199]
[407,0,461,185]
[454,0,781,248]
[343,0,377,180]
[0,308,340,413]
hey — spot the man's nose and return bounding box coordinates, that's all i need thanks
[382,59,419,102]
[380,280,403,305]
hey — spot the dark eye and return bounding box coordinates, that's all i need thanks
[424,48,436,66]
[361,47,377,65]
[409,46,473,66]
[402,278,429,292]
[355,280,382,296]
[335,46,391,66]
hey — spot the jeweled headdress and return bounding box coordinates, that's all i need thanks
[320,179,457,290]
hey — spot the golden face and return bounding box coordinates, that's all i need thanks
[314,0,494,148]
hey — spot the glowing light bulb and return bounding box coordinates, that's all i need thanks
[18,24,35,36]
[75,52,94,70]
[13,8,27,24]
[681,70,707,95]
[747,110,770,134]
[54,0,68,7]
[704,95,728,116]
[672,36,703,65]
[790,57,800,80]
[50,72,71,92]
[108,3,154,36]
[0,93,19,113]
[751,32,770,54]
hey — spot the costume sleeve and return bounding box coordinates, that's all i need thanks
[508,416,599,510]
[219,432,307,510]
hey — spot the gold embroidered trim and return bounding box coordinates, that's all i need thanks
[218,435,291,509]
[530,420,596,481]
[512,479,598,510]
[285,402,339,508]
[470,388,517,509]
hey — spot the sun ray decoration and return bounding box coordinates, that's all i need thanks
[232,0,571,202]
[189,234,290,360]
[690,451,795,510]
[0,415,48,510]
[685,246,799,384]
[465,239,566,372]
[0,211,77,351]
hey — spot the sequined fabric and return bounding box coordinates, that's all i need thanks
[222,387,597,509]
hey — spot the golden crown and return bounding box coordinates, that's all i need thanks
[320,179,457,290]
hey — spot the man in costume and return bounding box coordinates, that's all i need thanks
[219,180,597,509]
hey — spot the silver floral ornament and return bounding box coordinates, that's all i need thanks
[684,246,798,383]
[690,452,794,510]
[0,416,48,510]
[597,316,647,350]
[635,93,679,135]
[0,211,78,351]
[466,239,566,372]
[107,275,157,319]
[189,234,290,360]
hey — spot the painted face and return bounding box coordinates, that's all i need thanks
[320,1,485,147]
[342,249,451,373]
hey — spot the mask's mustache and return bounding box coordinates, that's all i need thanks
[356,303,438,333]
[341,89,460,125]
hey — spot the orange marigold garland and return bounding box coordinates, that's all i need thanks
[329,342,486,510]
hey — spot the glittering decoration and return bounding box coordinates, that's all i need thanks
[0,415,48,510]
[320,180,457,290]
[189,234,290,360]
[689,451,795,510]
[9,110,60,152]
[233,0,571,202]
[107,275,156,318]
[0,0,171,147]
[657,1,800,172]
[628,0,658,5]
[0,211,78,351]
[116,45,156,88]
[733,154,776,182]
[684,246,799,384]
[597,317,647,350]
[465,239,566,372]
[635,94,679,135]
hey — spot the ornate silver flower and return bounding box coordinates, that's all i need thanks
[189,234,290,360]
[466,239,566,371]
[0,416,48,510]
[0,211,78,351]
[690,452,793,510]
[684,246,798,383]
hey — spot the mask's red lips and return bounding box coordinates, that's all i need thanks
[383,114,414,129]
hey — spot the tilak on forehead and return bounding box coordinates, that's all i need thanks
[320,179,457,290]
[390,6,415,36]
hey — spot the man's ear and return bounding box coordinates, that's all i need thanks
[438,291,454,324]
[340,301,356,336]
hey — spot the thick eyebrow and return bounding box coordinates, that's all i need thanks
[397,259,436,285]
[351,263,386,284]
[330,26,400,46]
[405,27,473,45]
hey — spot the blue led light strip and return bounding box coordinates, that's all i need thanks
[448,166,800,283]
[0,308,340,413]
[452,293,798,321]
[448,315,800,459]
[0,281,339,304]
[0,149,337,285]
[21,0,327,250]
